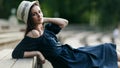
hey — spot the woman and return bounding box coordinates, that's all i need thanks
[12,1,120,68]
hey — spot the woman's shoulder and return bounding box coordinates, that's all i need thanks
[26,30,41,38]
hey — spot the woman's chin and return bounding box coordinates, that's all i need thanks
[40,20,43,24]
[39,21,43,24]
[39,19,43,23]
[37,20,43,24]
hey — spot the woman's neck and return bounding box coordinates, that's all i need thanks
[35,24,43,30]
[35,24,44,36]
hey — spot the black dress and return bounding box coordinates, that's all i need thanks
[12,23,118,68]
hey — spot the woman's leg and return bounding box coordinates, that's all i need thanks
[118,62,120,68]
[117,50,120,61]
[117,50,120,68]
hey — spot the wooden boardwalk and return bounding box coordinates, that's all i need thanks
[0,24,120,68]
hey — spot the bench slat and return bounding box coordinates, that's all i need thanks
[0,49,17,68]
[0,49,37,68]
[12,58,34,68]
[0,49,12,60]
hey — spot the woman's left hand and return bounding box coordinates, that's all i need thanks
[37,51,46,64]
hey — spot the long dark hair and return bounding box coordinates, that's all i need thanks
[24,4,38,36]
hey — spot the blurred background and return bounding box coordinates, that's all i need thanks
[1,0,120,30]
[0,0,120,51]
[0,0,120,67]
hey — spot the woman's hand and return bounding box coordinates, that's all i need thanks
[36,51,46,64]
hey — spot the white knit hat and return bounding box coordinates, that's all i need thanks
[17,1,39,23]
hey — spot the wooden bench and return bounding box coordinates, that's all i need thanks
[0,49,42,68]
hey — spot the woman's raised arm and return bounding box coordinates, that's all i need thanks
[43,17,69,28]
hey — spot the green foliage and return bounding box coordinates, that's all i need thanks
[0,0,22,19]
[1,0,120,28]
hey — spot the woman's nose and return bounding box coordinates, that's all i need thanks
[37,13,40,17]
[37,13,42,17]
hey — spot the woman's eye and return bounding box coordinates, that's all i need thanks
[39,11,41,13]
[32,13,37,16]
[32,14,35,16]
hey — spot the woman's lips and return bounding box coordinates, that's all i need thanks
[38,18,42,21]
[38,17,43,23]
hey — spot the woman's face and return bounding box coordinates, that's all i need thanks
[31,5,43,24]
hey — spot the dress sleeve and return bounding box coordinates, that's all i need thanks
[45,23,61,34]
[12,37,38,58]
[12,40,25,58]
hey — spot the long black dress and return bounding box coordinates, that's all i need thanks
[12,23,118,68]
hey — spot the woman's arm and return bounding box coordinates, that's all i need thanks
[43,17,69,28]
[24,51,45,64]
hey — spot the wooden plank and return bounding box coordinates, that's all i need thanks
[12,58,34,68]
[33,56,37,68]
[86,33,102,46]
[0,49,37,68]
[0,49,17,68]
[43,60,53,68]
[0,49,12,60]
[101,35,112,43]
